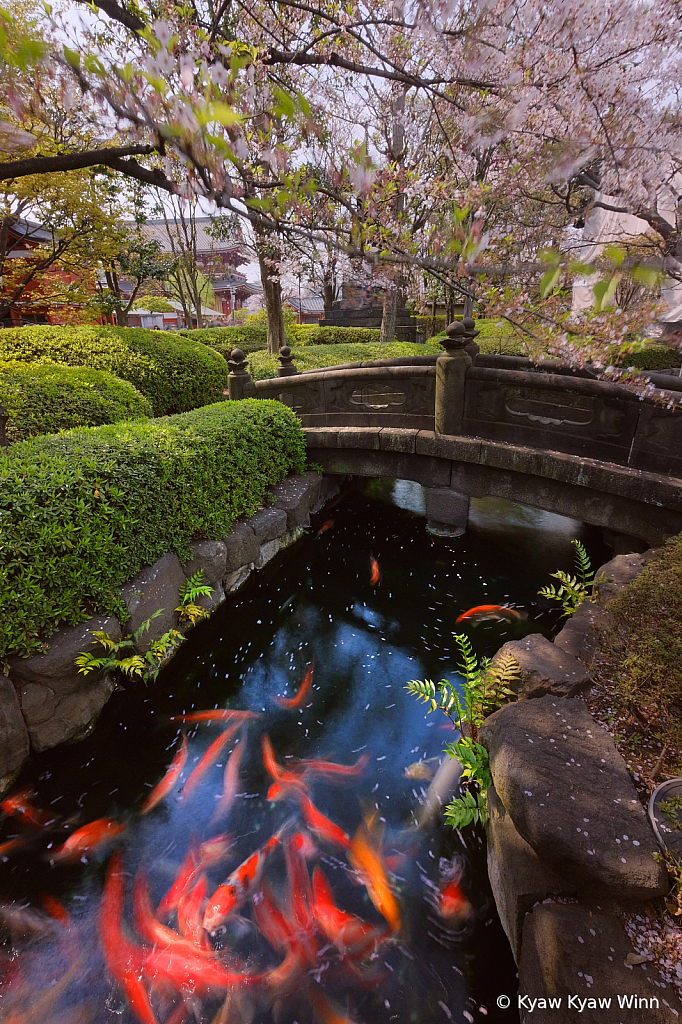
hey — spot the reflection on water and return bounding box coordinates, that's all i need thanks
[0,483,611,1024]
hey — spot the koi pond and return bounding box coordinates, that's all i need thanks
[0,480,612,1024]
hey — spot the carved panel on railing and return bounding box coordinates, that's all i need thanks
[277,380,325,416]
[349,384,407,409]
[630,404,682,477]
[316,372,434,428]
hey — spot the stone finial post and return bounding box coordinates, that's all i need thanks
[462,316,481,362]
[435,322,471,436]
[227,348,255,400]
[277,345,298,377]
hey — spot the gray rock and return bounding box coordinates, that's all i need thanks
[518,904,682,1023]
[0,677,29,778]
[311,476,340,513]
[182,540,227,585]
[270,472,321,529]
[554,602,612,667]
[425,487,469,537]
[486,785,577,961]
[8,616,122,697]
[19,682,56,726]
[27,675,115,752]
[481,696,669,901]
[254,538,281,569]
[223,566,251,592]
[280,525,307,550]
[120,553,184,652]
[197,582,225,613]
[223,522,260,571]
[592,549,658,607]
[493,632,591,698]
[249,507,288,544]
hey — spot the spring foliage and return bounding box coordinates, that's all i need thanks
[0,325,228,416]
[538,539,595,617]
[0,399,306,660]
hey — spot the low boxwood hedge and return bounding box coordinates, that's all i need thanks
[0,361,152,442]
[288,325,381,346]
[612,343,682,371]
[248,340,443,380]
[0,400,306,659]
[181,324,271,353]
[0,325,228,416]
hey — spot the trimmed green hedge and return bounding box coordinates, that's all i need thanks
[0,361,152,442]
[249,340,443,380]
[0,400,306,659]
[289,325,381,346]
[0,326,228,416]
[612,343,682,371]
[180,325,295,354]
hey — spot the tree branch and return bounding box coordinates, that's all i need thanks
[0,145,156,179]
[82,0,146,32]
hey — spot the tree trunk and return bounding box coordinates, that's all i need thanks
[380,286,400,344]
[430,294,437,337]
[256,241,285,355]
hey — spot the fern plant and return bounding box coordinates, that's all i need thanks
[538,539,595,617]
[406,635,519,829]
[75,612,185,685]
[176,570,214,626]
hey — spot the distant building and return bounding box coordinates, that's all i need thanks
[0,218,87,327]
[126,299,228,331]
[283,294,324,324]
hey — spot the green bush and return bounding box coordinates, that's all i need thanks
[249,340,443,380]
[0,400,306,660]
[612,343,682,371]
[180,324,271,353]
[0,361,152,442]
[415,315,449,336]
[289,325,381,346]
[0,325,227,417]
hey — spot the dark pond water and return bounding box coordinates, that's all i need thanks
[0,481,612,1024]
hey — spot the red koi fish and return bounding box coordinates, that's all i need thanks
[169,709,257,725]
[316,519,335,537]
[177,874,210,952]
[143,947,262,997]
[39,893,72,927]
[141,734,188,815]
[296,753,370,780]
[211,739,244,823]
[262,735,308,797]
[199,832,233,867]
[439,878,472,923]
[284,833,316,964]
[274,660,314,709]
[52,818,126,863]
[1,789,51,829]
[180,724,240,804]
[99,852,159,1024]
[157,844,200,918]
[308,984,361,1024]
[0,838,24,860]
[133,870,214,960]
[348,824,401,933]
[312,867,388,960]
[253,886,308,994]
[455,604,524,625]
[296,792,351,850]
[369,557,380,586]
[202,827,285,933]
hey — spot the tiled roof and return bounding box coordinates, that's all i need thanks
[283,294,325,313]
[134,218,254,260]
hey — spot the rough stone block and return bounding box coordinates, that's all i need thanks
[270,472,321,529]
[493,632,591,698]
[197,582,225,613]
[223,566,251,592]
[378,428,418,453]
[19,682,56,727]
[553,601,613,667]
[310,476,341,513]
[120,553,184,652]
[249,507,288,544]
[481,696,669,901]
[0,678,29,778]
[8,616,122,697]
[223,522,260,571]
[280,525,307,550]
[255,538,281,569]
[27,675,115,753]
[486,785,577,961]
[518,904,682,1023]
[425,487,469,537]
[592,550,658,607]
[334,428,381,450]
[182,540,227,585]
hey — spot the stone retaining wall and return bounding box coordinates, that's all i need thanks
[0,470,335,797]
[481,550,682,1021]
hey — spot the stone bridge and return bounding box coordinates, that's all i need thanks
[227,325,682,546]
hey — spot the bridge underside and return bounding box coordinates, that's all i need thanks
[304,427,682,546]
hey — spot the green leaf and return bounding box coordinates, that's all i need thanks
[540,266,561,299]
[208,102,240,127]
[63,45,80,69]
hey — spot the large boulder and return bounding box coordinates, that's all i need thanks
[182,540,227,585]
[223,522,259,571]
[8,615,122,696]
[592,550,658,607]
[553,601,613,667]
[20,675,115,752]
[0,677,29,787]
[270,471,321,529]
[248,508,287,544]
[486,785,577,960]
[492,632,591,698]
[120,553,184,652]
[480,696,668,901]
[518,904,682,1023]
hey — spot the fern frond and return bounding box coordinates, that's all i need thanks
[405,678,438,713]
[444,788,487,830]
[572,539,594,588]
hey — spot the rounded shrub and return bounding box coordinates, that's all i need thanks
[0,361,152,442]
[289,325,381,346]
[0,325,228,416]
[613,343,682,371]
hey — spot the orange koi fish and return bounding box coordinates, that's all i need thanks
[177,874,210,952]
[39,893,72,926]
[199,832,233,867]
[202,826,285,933]
[316,519,335,537]
[211,739,244,823]
[52,818,126,863]
[308,985,361,1024]
[169,709,257,725]
[296,753,370,780]
[369,557,380,586]
[455,604,524,625]
[262,735,308,797]
[143,947,262,997]
[253,885,296,952]
[157,845,200,918]
[0,838,24,860]
[180,724,240,804]
[274,660,314,709]
[99,852,159,1024]
[348,824,401,933]
[284,833,316,963]
[439,878,472,923]
[297,792,351,850]
[312,867,387,960]
[141,734,188,815]
[133,870,214,960]
[1,789,51,829]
